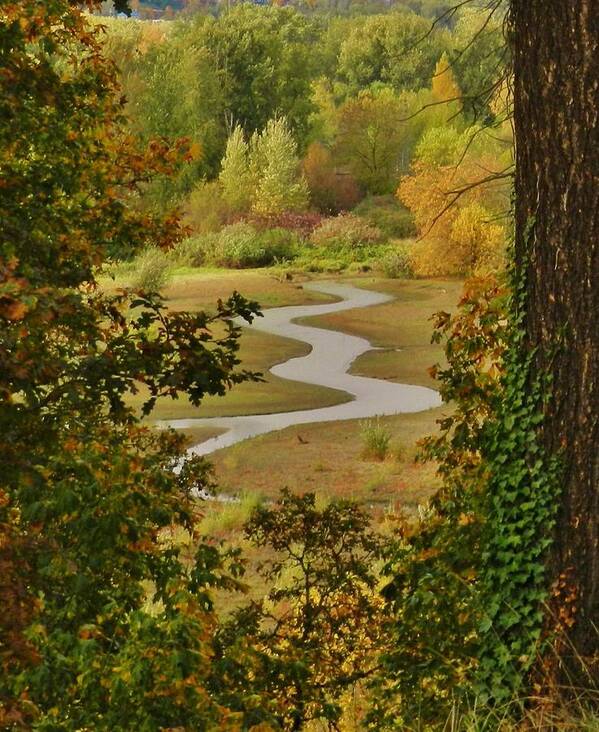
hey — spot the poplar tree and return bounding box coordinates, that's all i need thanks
[432,52,462,104]
[219,124,254,213]
[251,117,309,216]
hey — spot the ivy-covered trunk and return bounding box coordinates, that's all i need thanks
[512,0,598,687]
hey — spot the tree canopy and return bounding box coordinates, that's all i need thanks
[0,2,259,725]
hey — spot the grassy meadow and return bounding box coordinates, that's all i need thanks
[198,276,464,507]
[103,267,460,424]
[206,407,444,509]
[105,261,463,623]
[102,263,459,527]
[100,268,352,420]
[148,270,464,557]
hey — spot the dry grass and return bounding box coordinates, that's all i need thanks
[127,325,350,421]
[196,275,462,512]
[102,268,350,421]
[99,266,336,312]
[157,268,336,312]
[299,277,463,388]
[158,273,466,513]
[207,407,446,510]
[111,270,462,513]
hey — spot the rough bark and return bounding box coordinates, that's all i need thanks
[511,0,599,686]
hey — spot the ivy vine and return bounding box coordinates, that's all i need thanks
[374,239,563,725]
[474,252,562,706]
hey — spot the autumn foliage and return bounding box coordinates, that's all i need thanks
[398,142,509,276]
[0,2,258,725]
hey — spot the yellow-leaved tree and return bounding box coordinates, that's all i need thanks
[398,125,510,276]
[251,117,309,216]
[432,52,462,104]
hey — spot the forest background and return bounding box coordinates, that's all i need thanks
[97,0,511,283]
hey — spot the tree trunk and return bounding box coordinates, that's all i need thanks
[511,0,599,688]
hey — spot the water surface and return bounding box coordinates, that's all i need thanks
[165,281,441,456]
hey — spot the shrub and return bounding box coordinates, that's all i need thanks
[172,234,218,267]
[450,202,506,275]
[213,223,265,268]
[301,256,348,273]
[332,173,363,212]
[409,204,506,277]
[360,416,391,460]
[213,223,300,268]
[380,241,414,278]
[246,211,322,238]
[354,195,417,239]
[131,247,171,291]
[310,214,383,251]
[256,227,302,262]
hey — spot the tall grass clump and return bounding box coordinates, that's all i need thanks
[131,246,172,291]
[360,416,391,460]
[214,222,299,268]
[172,233,217,267]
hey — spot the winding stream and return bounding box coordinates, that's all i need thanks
[165,281,441,456]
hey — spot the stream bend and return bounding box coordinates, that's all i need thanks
[165,281,441,456]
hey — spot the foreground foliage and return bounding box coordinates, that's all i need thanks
[213,491,386,730]
[0,2,258,726]
[369,277,510,727]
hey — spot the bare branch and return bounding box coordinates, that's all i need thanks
[417,165,514,241]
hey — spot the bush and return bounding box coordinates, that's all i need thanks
[213,223,300,269]
[181,181,230,235]
[172,234,218,267]
[360,416,391,461]
[131,247,171,291]
[256,227,302,262]
[380,241,414,278]
[301,256,348,273]
[213,223,265,268]
[310,214,383,252]
[354,196,417,239]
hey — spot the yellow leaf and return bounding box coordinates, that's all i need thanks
[188,142,202,161]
